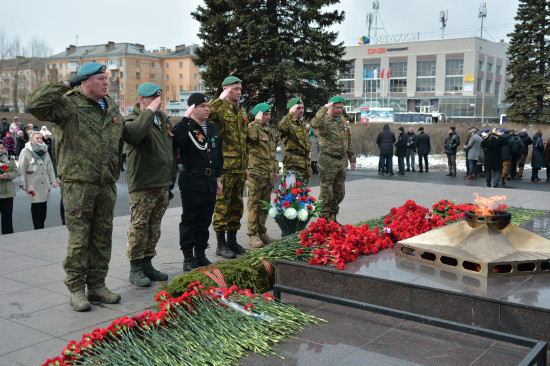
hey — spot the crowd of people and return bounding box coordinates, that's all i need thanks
[374,124,550,187]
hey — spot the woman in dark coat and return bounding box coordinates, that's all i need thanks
[531,129,545,182]
[481,132,507,187]
[544,136,550,182]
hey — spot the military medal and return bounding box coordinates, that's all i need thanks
[113,113,118,124]
[166,124,174,137]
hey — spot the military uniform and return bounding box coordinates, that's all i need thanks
[173,113,223,267]
[209,98,248,231]
[310,105,356,222]
[246,112,279,241]
[278,112,311,184]
[25,80,124,294]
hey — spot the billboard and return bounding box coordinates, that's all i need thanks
[360,108,394,123]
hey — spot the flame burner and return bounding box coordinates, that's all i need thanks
[396,210,550,278]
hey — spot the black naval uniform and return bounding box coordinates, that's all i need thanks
[173,117,223,265]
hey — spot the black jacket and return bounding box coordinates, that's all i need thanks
[376,124,396,155]
[395,132,407,157]
[416,132,431,155]
[481,134,507,171]
[406,132,416,149]
[518,132,532,155]
[173,118,223,193]
[500,132,513,160]
[444,131,460,154]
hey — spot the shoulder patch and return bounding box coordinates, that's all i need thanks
[65,90,74,95]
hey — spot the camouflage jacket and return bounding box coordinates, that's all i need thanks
[209,98,248,172]
[247,119,279,177]
[278,112,310,168]
[123,103,176,193]
[310,106,356,164]
[25,82,124,184]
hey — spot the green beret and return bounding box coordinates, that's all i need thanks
[137,82,162,97]
[77,62,106,77]
[252,103,271,115]
[328,96,345,104]
[287,97,303,109]
[222,76,241,86]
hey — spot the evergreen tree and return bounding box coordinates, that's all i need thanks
[505,0,550,124]
[192,0,348,119]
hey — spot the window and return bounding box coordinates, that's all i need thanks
[194,74,198,80]
[120,95,124,101]
[136,60,140,67]
[150,74,156,80]
[194,85,198,91]
[136,72,141,79]
[150,62,156,68]
[165,86,169,92]
[495,81,501,97]
[136,84,140,90]
[487,63,493,72]
[362,63,380,93]
[111,71,117,78]
[389,62,407,93]
[485,79,493,94]
[179,85,183,91]
[165,63,169,68]
[179,74,183,80]
[59,63,63,69]
[337,64,355,94]
[179,62,183,68]
[477,77,483,92]
[478,60,483,70]
[416,60,436,92]
[108,59,117,66]
[496,65,502,75]
[120,84,124,90]
[119,59,124,66]
[165,74,169,80]
[120,71,123,78]
[445,59,464,92]
[165,97,169,102]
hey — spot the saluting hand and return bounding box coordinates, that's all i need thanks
[219,88,231,101]
[184,104,195,118]
[255,111,263,120]
[324,101,334,109]
[146,97,162,113]
[289,104,299,114]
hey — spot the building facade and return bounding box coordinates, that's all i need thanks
[339,37,510,123]
[0,57,47,112]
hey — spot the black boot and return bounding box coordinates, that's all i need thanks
[195,246,212,267]
[215,231,236,259]
[227,230,247,254]
[183,250,200,272]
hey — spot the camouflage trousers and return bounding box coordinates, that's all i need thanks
[317,153,347,222]
[61,181,116,292]
[246,173,274,236]
[213,172,246,232]
[126,187,169,261]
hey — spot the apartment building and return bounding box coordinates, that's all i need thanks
[0,57,47,111]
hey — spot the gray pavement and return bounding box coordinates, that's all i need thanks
[0,173,549,365]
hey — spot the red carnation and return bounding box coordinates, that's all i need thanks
[283,201,290,208]
[448,209,456,215]
[301,196,307,202]
[0,165,8,171]
[432,203,437,209]
[310,197,316,202]
[308,205,313,210]
[437,205,445,211]
[296,182,301,186]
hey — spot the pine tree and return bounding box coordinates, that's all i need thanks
[505,0,550,124]
[192,0,348,119]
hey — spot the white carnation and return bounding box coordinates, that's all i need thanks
[284,207,297,219]
[297,209,309,221]
[268,207,279,218]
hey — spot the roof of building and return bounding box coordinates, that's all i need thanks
[0,57,46,70]
[163,44,198,58]
[49,42,160,60]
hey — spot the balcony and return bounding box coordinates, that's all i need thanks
[109,77,119,93]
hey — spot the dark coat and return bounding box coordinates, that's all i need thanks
[376,124,396,155]
[500,132,513,160]
[406,131,416,149]
[416,132,431,155]
[481,134,507,171]
[531,133,546,169]
[15,136,26,157]
[394,132,407,157]
[444,131,460,154]
[545,137,550,167]
[518,132,532,155]
[173,118,223,193]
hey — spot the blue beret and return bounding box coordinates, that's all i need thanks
[287,97,303,109]
[252,103,271,115]
[137,82,162,97]
[328,96,345,104]
[77,62,106,77]
[222,76,241,86]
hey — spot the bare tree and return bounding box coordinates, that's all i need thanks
[0,29,9,110]
[9,36,25,113]
[27,36,51,89]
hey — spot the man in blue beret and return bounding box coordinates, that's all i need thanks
[278,97,312,184]
[208,76,249,258]
[310,96,356,224]
[26,61,124,311]
[123,82,176,286]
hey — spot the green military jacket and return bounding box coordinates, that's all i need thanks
[123,103,177,193]
[278,112,310,169]
[209,98,248,172]
[25,81,124,184]
[0,158,17,199]
[247,119,279,177]
[310,106,356,164]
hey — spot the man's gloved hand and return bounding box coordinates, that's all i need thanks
[67,74,89,88]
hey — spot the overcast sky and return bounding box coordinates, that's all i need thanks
[2,0,520,55]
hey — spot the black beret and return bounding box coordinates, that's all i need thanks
[450,126,456,131]
[188,93,209,106]
[398,127,404,132]
[418,127,424,131]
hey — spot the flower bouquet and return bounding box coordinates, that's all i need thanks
[264,171,319,237]
[432,199,458,218]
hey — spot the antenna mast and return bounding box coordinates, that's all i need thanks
[478,3,487,39]
[366,12,373,38]
[440,10,448,39]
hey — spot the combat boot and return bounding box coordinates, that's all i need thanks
[70,289,91,312]
[194,246,212,267]
[129,259,152,287]
[227,230,247,254]
[143,256,168,282]
[259,232,276,245]
[248,234,264,248]
[183,257,200,272]
[215,231,236,259]
[87,286,121,304]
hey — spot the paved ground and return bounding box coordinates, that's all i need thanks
[0,173,549,365]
